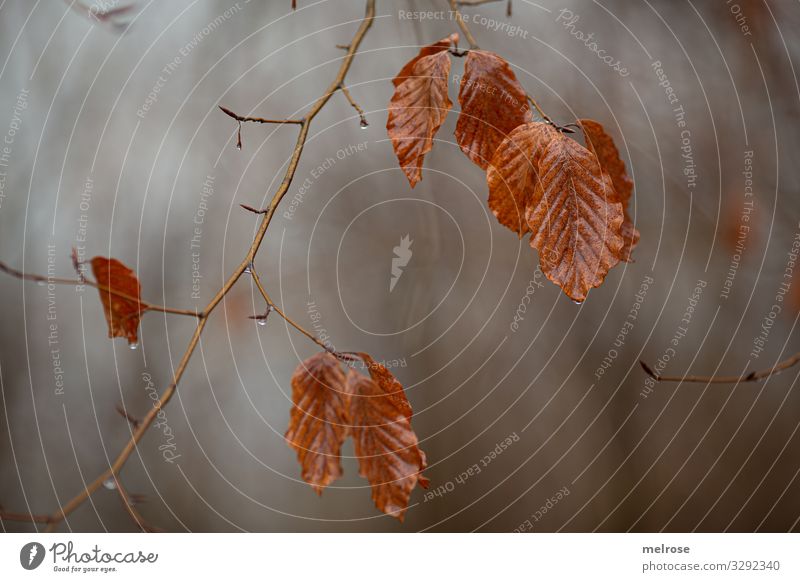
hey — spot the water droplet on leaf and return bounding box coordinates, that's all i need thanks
[103,478,117,490]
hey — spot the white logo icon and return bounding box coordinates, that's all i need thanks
[390,235,413,292]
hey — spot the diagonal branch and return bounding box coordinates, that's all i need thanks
[0,0,376,532]
[249,266,335,354]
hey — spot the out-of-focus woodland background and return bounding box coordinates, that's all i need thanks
[1,0,799,532]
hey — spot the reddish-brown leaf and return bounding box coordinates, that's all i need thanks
[347,369,427,521]
[387,50,452,187]
[456,50,532,169]
[579,119,639,261]
[525,133,624,302]
[285,352,351,493]
[392,33,458,87]
[356,353,413,419]
[90,257,143,345]
[486,122,559,236]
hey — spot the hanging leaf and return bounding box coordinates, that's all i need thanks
[456,50,532,169]
[387,50,452,187]
[579,119,639,261]
[90,257,143,345]
[486,122,558,236]
[348,367,428,521]
[284,352,427,519]
[392,33,458,87]
[285,352,351,493]
[525,133,624,302]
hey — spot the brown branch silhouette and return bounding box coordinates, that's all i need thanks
[639,354,800,384]
[0,0,375,531]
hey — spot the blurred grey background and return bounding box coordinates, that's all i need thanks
[1,0,799,532]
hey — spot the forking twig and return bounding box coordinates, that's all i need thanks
[0,0,376,531]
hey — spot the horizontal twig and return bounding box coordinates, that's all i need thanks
[639,353,800,384]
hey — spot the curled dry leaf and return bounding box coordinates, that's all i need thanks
[387,49,452,187]
[285,352,351,493]
[392,33,458,87]
[456,50,532,169]
[348,368,428,521]
[578,119,639,261]
[486,122,558,236]
[526,133,624,302]
[90,257,143,345]
[285,352,427,519]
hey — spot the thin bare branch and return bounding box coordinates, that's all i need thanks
[3,0,376,532]
[448,0,480,49]
[640,354,800,384]
[218,106,303,125]
[0,260,201,319]
[339,83,368,127]
[249,267,334,353]
[112,477,162,533]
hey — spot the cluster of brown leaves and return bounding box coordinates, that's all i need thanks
[285,351,428,521]
[387,38,638,302]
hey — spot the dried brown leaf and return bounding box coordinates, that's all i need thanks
[392,33,458,87]
[456,50,532,169]
[347,369,427,521]
[356,353,413,419]
[387,50,452,187]
[285,352,351,493]
[579,119,639,261]
[90,257,143,345]
[486,122,558,236]
[525,133,624,302]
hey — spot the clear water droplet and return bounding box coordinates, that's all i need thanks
[359,118,369,129]
[129,342,139,350]
[36,280,45,286]
[103,478,117,490]
[244,262,254,275]
[572,300,583,306]
[257,319,267,327]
